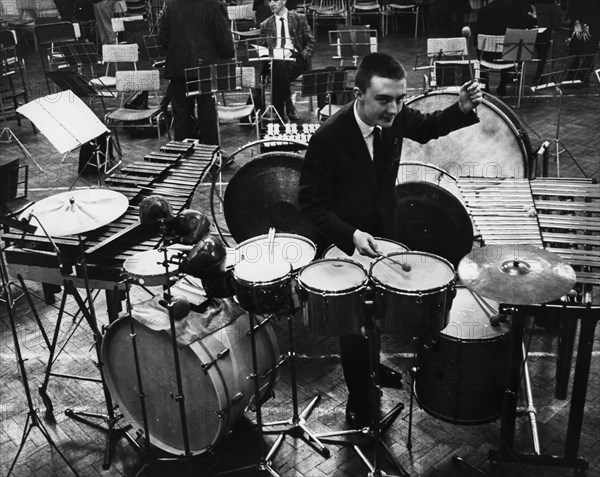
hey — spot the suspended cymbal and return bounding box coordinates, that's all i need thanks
[458,244,576,305]
[22,188,129,237]
[223,152,312,242]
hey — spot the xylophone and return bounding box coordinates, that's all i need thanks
[3,142,219,297]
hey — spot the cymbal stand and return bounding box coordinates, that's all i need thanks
[1,237,79,476]
[61,234,124,470]
[213,310,279,477]
[315,323,407,477]
[261,295,330,461]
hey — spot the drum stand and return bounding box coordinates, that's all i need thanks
[261,299,330,461]
[120,236,220,476]
[0,229,79,477]
[315,325,407,477]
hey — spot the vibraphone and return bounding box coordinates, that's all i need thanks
[3,141,219,303]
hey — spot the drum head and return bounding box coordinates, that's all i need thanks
[234,233,316,273]
[123,249,181,286]
[324,237,409,270]
[393,181,473,267]
[402,89,531,178]
[298,259,367,293]
[234,257,291,285]
[223,153,313,242]
[370,251,455,293]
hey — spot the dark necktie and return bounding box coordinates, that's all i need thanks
[279,18,285,49]
[372,127,384,181]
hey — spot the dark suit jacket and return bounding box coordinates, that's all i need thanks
[298,101,479,255]
[259,11,315,59]
[158,0,235,79]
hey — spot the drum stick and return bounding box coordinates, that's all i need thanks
[375,252,412,273]
[461,26,475,84]
[267,227,276,261]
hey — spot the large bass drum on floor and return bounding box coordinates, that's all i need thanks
[402,88,533,179]
[101,313,279,455]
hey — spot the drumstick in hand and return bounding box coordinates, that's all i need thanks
[462,26,475,83]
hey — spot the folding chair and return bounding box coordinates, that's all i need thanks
[105,69,169,158]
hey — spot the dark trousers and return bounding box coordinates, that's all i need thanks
[340,333,370,406]
[266,55,308,119]
[169,78,219,144]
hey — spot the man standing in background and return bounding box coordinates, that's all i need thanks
[91,0,117,45]
[159,0,235,143]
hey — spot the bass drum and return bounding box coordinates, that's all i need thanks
[102,314,279,455]
[415,287,511,425]
[402,88,532,179]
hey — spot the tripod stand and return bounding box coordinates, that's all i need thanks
[315,325,407,477]
[0,217,79,477]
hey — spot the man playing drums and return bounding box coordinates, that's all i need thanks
[298,52,482,428]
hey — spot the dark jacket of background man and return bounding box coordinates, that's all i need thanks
[159,0,235,142]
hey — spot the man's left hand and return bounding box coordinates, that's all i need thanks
[458,80,483,114]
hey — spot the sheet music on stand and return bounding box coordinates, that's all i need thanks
[244,38,296,63]
[502,28,537,62]
[17,91,109,155]
[329,28,377,61]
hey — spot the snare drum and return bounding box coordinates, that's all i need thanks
[415,287,511,424]
[370,251,456,338]
[123,249,182,286]
[101,313,279,455]
[233,258,292,314]
[323,237,409,271]
[296,258,368,336]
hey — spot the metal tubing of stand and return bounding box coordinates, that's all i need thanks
[160,242,194,475]
[262,299,329,459]
[520,342,540,455]
[1,247,78,477]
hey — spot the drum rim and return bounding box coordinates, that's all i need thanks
[369,251,456,294]
[235,232,317,271]
[233,268,292,287]
[297,257,369,295]
[323,237,410,258]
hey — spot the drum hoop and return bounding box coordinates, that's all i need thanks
[396,161,458,184]
[369,251,455,294]
[297,257,368,296]
[233,270,292,288]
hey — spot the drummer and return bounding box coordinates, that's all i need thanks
[298,52,483,429]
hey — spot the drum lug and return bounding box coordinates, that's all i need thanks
[201,348,231,373]
[231,392,244,406]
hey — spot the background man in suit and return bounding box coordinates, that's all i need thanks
[298,52,482,428]
[159,0,235,143]
[259,0,314,121]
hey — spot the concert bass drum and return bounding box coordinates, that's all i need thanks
[101,313,279,455]
[415,287,511,424]
[401,88,533,179]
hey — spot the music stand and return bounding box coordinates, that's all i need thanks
[245,38,296,126]
[16,91,115,188]
[301,67,354,121]
[529,54,595,177]
[501,28,537,107]
[329,27,377,66]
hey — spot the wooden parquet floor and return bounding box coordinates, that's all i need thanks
[1,22,599,477]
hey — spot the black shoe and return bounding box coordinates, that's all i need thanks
[345,400,371,429]
[379,364,403,389]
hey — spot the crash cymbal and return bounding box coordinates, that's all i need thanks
[458,244,576,305]
[223,152,313,242]
[22,188,128,237]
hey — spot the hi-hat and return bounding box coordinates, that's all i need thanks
[22,188,128,237]
[458,244,576,305]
